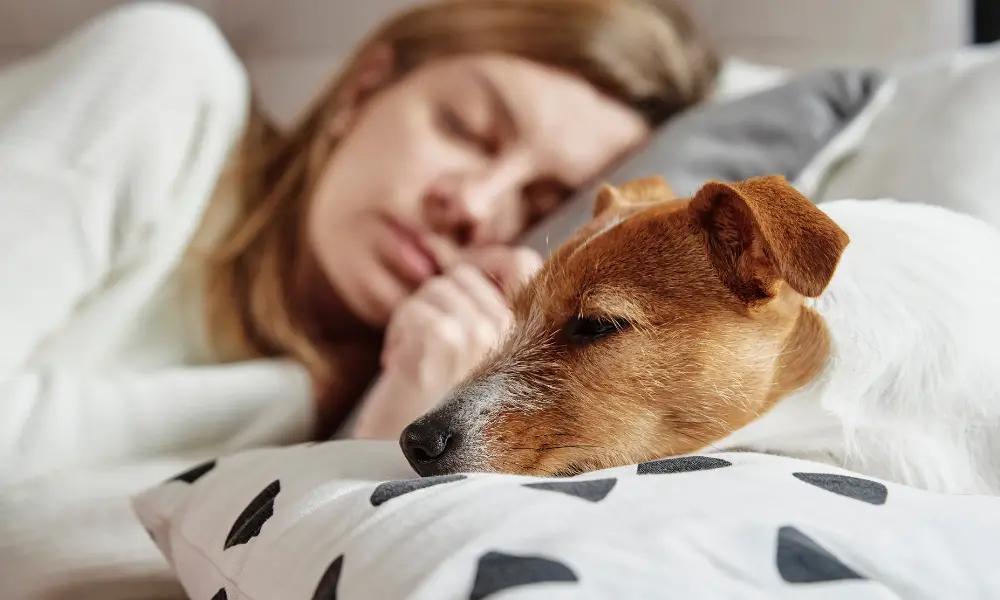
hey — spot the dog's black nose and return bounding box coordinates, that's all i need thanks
[400,418,457,473]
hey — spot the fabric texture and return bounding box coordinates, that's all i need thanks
[519,67,885,254]
[134,440,1000,600]
[0,5,312,599]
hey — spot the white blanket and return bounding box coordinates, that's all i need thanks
[133,440,1000,600]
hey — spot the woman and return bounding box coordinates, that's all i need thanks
[0,0,717,484]
[0,2,717,596]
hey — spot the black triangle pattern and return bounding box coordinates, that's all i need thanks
[469,551,578,599]
[637,455,732,475]
[168,459,217,484]
[522,478,617,502]
[776,526,864,584]
[312,554,345,600]
[224,479,281,550]
[370,474,467,506]
[793,472,888,505]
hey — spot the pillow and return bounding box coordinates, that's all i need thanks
[519,67,884,254]
[133,441,1000,600]
[794,43,1000,230]
[712,56,793,103]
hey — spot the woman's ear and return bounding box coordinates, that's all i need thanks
[331,44,397,136]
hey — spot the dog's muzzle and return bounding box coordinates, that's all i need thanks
[399,376,505,476]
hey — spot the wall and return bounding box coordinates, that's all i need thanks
[0,0,971,125]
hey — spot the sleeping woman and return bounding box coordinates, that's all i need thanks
[0,1,717,596]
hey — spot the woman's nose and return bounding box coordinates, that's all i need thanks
[426,173,509,246]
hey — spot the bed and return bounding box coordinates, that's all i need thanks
[131,41,1000,598]
[1,2,992,600]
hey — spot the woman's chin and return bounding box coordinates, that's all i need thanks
[341,260,412,328]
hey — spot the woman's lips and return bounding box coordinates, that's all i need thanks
[380,216,441,285]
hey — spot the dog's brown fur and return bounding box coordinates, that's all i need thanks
[419,175,850,476]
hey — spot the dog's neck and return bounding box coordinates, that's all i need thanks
[716,199,1000,494]
[765,307,830,406]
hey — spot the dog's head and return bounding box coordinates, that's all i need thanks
[401,175,850,476]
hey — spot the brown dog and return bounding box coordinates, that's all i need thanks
[400,174,852,477]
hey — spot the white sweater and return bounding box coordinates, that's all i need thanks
[0,5,315,598]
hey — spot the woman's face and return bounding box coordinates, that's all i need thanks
[307,52,649,326]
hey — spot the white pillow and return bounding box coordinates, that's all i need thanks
[712,56,792,103]
[795,43,1000,229]
[133,441,1000,599]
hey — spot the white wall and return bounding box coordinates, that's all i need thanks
[677,0,971,70]
[0,0,972,125]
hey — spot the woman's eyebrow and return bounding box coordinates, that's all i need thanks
[472,68,519,137]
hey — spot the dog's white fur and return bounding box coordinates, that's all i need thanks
[715,198,1000,495]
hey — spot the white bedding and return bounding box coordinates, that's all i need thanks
[133,440,1000,600]
[6,40,1000,600]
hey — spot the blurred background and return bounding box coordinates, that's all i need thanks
[0,0,979,127]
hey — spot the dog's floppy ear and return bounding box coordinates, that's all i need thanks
[593,175,676,218]
[689,175,849,304]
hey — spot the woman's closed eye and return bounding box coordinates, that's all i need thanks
[438,105,498,156]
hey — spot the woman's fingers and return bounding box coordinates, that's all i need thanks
[460,245,543,299]
[448,264,512,345]
[415,272,479,317]
[380,245,540,393]
[449,264,510,315]
[381,289,447,368]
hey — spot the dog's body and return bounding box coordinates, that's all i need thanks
[715,198,1000,494]
[402,176,1000,495]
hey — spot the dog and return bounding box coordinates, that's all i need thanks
[400,174,1000,495]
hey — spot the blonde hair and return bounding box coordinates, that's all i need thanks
[199,0,719,382]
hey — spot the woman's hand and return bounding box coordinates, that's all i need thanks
[350,246,541,439]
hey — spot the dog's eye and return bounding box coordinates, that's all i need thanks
[564,316,627,344]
